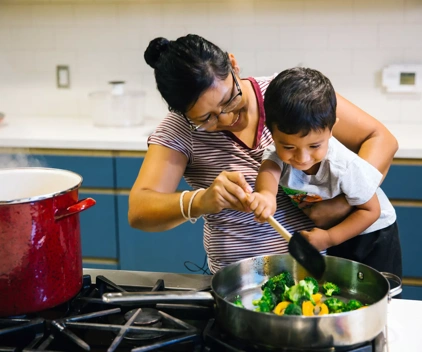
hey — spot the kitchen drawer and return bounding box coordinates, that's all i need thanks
[0,153,115,189]
[401,285,422,300]
[116,194,206,273]
[395,206,422,278]
[115,156,191,190]
[39,155,114,188]
[79,191,117,259]
[382,164,422,200]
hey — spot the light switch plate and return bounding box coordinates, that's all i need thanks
[56,65,70,89]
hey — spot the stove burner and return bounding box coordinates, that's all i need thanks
[123,308,165,341]
[125,308,162,326]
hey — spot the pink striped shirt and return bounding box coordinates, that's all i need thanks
[148,75,314,273]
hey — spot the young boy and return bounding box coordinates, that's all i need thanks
[248,67,402,278]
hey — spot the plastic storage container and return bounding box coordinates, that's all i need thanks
[88,81,145,127]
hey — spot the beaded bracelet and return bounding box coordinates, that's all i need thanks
[179,190,189,220]
[187,188,204,224]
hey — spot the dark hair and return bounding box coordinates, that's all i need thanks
[144,34,231,114]
[264,67,337,136]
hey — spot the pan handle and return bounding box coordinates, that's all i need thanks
[102,291,215,306]
[55,198,96,221]
[380,272,402,301]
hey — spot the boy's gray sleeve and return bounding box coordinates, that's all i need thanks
[341,157,383,206]
[262,144,284,170]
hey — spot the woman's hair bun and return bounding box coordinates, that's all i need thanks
[144,37,170,69]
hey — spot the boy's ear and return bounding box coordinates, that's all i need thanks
[330,118,339,137]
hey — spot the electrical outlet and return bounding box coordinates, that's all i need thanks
[56,65,70,89]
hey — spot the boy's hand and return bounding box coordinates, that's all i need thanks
[246,191,277,223]
[300,228,335,252]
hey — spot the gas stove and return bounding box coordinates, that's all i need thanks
[0,269,387,352]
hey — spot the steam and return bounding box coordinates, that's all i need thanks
[0,152,47,169]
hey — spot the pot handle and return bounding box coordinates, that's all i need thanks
[380,272,402,300]
[55,198,96,221]
[102,291,215,306]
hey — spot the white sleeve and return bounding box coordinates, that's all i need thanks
[340,157,383,206]
[262,144,284,171]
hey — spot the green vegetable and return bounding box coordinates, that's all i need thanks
[261,271,295,302]
[324,298,346,313]
[284,303,302,315]
[252,287,278,312]
[233,295,245,308]
[297,295,312,307]
[304,277,319,294]
[322,282,340,297]
[284,279,315,305]
[345,299,363,311]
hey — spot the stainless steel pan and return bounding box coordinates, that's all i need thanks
[103,254,401,350]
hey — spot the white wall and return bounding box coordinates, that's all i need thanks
[0,0,421,124]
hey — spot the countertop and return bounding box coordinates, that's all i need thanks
[0,116,421,158]
[387,298,422,352]
[0,116,156,151]
[83,268,422,352]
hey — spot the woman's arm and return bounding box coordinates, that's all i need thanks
[128,144,252,232]
[128,145,189,231]
[333,93,398,183]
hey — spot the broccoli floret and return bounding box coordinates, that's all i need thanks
[345,299,363,311]
[284,303,302,315]
[261,271,295,301]
[324,298,346,313]
[252,287,277,312]
[284,280,315,305]
[233,295,245,308]
[322,282,340,297]
[297,295,312,307]
[304,277,319,294]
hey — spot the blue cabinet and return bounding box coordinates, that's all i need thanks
[382,164,422,200]
[402,285,422,300]
[115,157,203,272]
[29,154,114,188]
[382,162,422,299]
[394,206,422,278]
[117,194,206,273]
[78,191,117,259]
[115,156,143,189]
[115,156,191,190]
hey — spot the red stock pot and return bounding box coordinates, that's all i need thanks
[0,168,96,317]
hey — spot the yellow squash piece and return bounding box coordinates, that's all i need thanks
[302,301,329,316]
[273,301,291,315]
[312,293,323,304]
[317,303,329,315]
[302,301,314,316]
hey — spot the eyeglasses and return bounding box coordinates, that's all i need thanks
[185,68,243,132]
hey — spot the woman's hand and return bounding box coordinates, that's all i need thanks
[299,195,352,229]
[300,228,334,252]
[193,171,253,215]
[246,191,277,222]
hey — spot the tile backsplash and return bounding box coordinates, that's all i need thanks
[0,0,421,124]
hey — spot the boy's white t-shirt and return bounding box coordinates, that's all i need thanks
[262,137,396,234]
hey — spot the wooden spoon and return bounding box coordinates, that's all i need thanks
[268,215,326,279]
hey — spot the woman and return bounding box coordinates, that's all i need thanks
[129,34,398,274]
